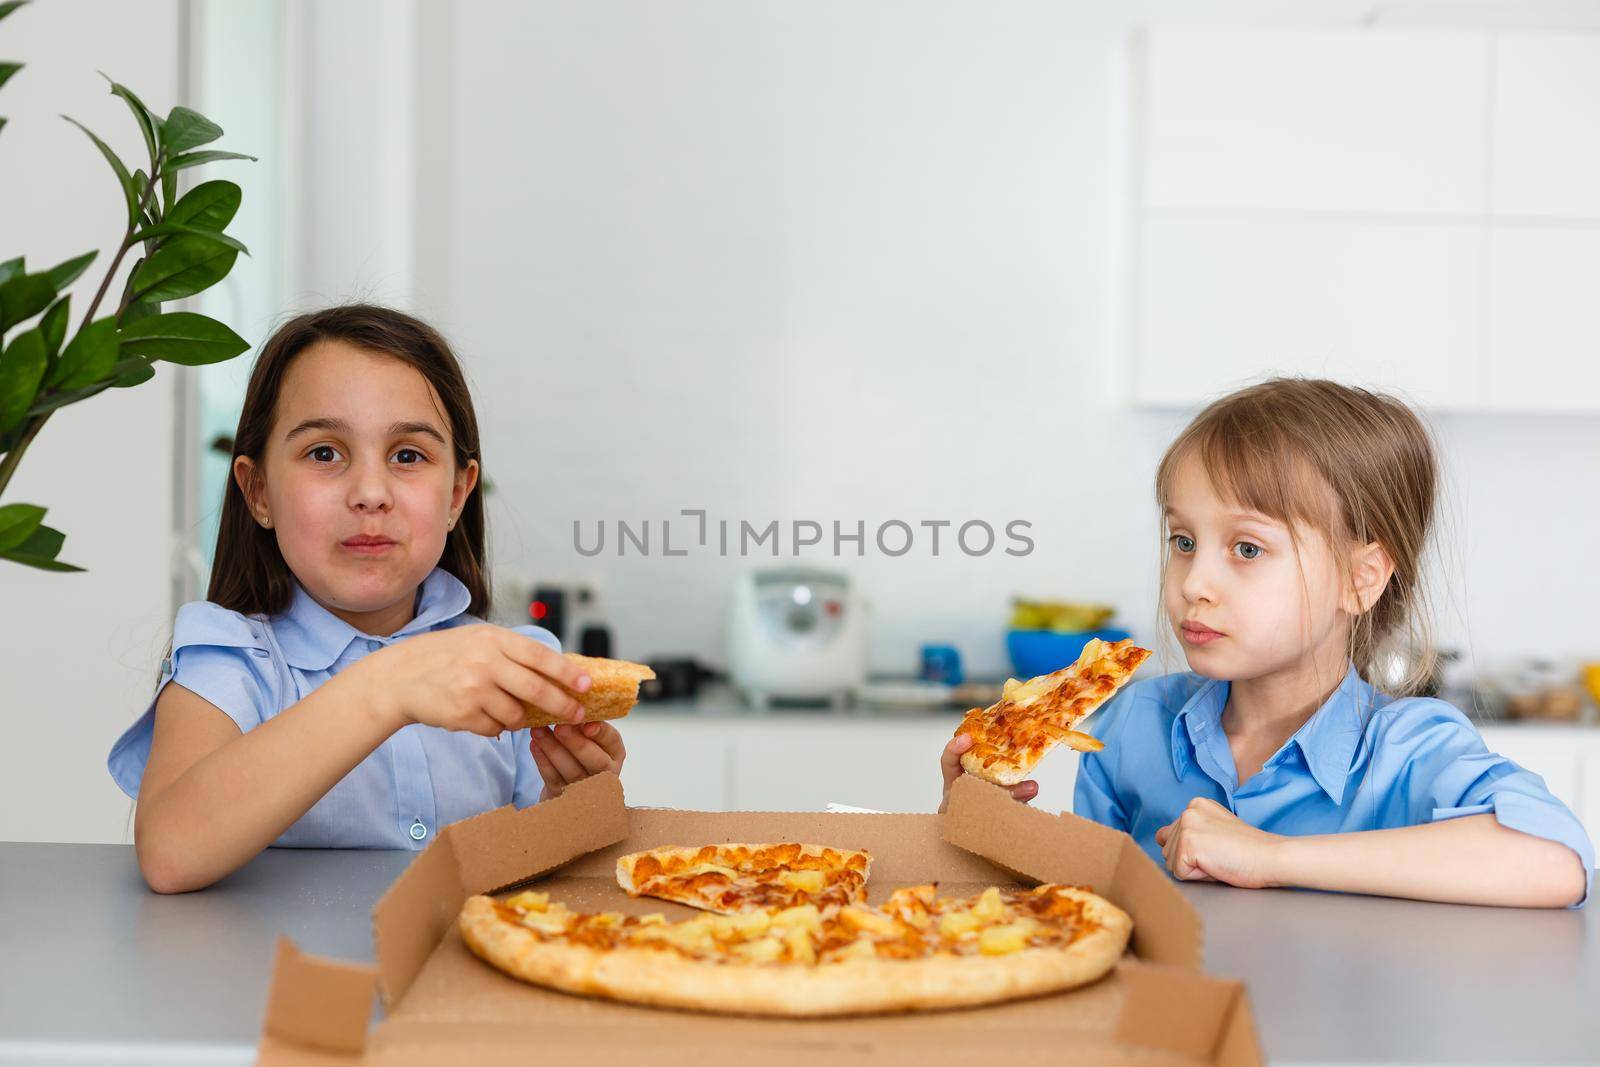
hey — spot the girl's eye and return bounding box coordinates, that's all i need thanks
[309,445,342,463]
[1234,541,1263,560]
[392,448,424,465]
[1169,534,1196,554]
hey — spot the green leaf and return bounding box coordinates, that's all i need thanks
[49,316,118,390]
[161,167,177,214]
[129,236,237,302]
[1,523,84,572]
[0,327,47,432]
[45,250,97,290]
[166,149,256,171]
[129,221,247,255]
[165,180,241,231]
[103,74,160,168]
[26,377,111,416]
[0,2,30,26]
[39,295,68,366]
[161,105,223,155]
[0,502,45,553]
[121,299,158,326]
[62,115,138,223]
[110,355,153,387]
[0,62,20,93]
[0,271,55,333]
[119,312,248,366]
[0,257,22,286]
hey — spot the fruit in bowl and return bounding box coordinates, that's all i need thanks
[1009,599,1115,633]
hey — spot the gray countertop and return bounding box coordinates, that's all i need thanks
[0,843,1595,1065]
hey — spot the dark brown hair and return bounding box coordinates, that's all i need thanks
[1155,378,1438,693]
[207,304,491,618]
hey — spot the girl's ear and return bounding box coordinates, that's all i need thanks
[1343,540,1395,616]
[450,458,480,522]
[233,456,272,528]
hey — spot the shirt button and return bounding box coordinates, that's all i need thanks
[367,639,382,652]
[409,820,428,842]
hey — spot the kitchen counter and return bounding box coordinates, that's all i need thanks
[0,843,1594,1065]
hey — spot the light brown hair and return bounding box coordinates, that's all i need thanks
[1155,378,1438,694]
[207,304,491,618]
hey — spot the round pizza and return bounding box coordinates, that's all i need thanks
[459,880,1132,1016]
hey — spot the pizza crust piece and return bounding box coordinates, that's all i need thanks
[522,653,656,728]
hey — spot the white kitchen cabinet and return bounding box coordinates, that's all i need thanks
[1581,748,1600,859]
[615,717,734,810]
[614,712,1082,816]
[1492,34,1600,219]
[1479,725,1584,818]
[1134,26,1600,414]
[1135,218,1479,408]
[1143,28,1486,216]
[729,719,952,813]
[1484,226,1600,411]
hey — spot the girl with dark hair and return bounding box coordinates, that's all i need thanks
[108,305,624,893]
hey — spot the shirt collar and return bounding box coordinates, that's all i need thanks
[1169,677,1227,780]
[1168,665,1378,804]
[272,567,473,671]
[1289,665,1379,804]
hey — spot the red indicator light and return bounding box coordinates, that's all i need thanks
[825,600,841,617]
[530,601,548,620]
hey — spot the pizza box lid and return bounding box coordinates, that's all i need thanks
[254,772,1259,1067]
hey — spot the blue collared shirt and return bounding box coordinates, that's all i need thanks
[1074,667,1596,905]
[107,567,554,850]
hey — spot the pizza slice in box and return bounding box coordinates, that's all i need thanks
[616,843,872,914]
[956,637,1150,786]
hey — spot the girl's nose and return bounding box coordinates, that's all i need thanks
[347,459,394,512]
[1181,554,1219,604]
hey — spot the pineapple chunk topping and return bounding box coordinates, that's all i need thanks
[977,921,1036,956]
[972,887,1005,923]
[782,868,825,894]
[506,890,549,912]
[839,905,899,938]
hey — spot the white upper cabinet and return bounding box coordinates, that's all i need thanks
[1135,26,1600,413]
[1137,218,1480,408]
[1485,226,1600,411]
[1144,28,1488,216]
[1492,33,1600,219]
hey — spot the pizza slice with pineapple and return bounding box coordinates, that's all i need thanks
[616,842,872,914]
[955,637,1150,786]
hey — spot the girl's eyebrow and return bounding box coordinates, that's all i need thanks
[284,417,446,445]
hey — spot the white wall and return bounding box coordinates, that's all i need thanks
[0,0,184,843]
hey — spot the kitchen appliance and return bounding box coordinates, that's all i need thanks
[727,568,868,707]
[638,657,721,702]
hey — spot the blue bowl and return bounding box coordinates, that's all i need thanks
[1006,628,1132,679]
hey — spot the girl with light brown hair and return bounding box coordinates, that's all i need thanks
[942,378,1591,907]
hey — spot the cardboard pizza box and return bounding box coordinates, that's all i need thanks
[256,773,1260,1067]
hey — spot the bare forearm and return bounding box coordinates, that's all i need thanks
[1270,814,1587,908]
[135,672,400,892]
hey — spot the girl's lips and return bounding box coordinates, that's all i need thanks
[342,537,396,555]
[1180,622,1224,646]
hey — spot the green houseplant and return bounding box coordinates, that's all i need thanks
[0,0,255,571]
